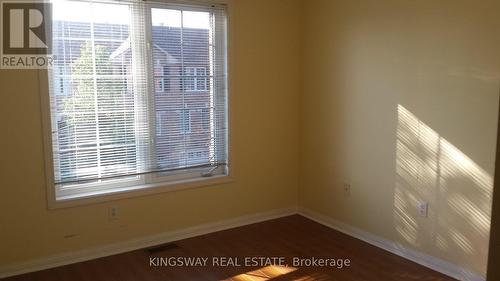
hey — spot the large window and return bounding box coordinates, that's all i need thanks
[46,0,228,201]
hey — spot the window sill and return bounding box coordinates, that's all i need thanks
[48,175,233,209]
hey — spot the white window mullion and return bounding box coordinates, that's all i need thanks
[144,5,158,183]
[89,10,102,179]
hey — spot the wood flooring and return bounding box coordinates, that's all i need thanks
[2,215,457,281]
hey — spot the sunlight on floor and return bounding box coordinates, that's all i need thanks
[224,265,297,281]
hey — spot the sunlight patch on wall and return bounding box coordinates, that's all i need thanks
[394,104,493,275]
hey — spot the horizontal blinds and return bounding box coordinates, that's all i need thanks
[49,0,228,185]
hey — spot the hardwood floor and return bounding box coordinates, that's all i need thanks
[3,215,456,281]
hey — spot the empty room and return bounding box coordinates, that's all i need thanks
[1,0,499,280]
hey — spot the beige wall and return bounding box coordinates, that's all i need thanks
[300,0,500,277]
[2,0,500,278]
[0,0,301,266]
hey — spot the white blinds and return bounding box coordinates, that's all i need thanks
[48,0,228,189]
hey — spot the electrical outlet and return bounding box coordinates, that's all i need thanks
[108,206,119,221]
[343,183,351,196]
[417,202,428,217]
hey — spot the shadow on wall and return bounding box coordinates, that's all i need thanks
[394,104,493,276]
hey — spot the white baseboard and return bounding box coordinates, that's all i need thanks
[0,206,486,281]
[298,207,485,281]
[0,207,297,279]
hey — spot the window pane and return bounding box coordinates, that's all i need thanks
[51,1,137,183]
[151,8,215,170]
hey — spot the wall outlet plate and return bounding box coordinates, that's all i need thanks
[108,206,119,221]
[417,202,428,217]
[343,183,351,196]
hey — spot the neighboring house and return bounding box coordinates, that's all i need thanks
[52,21,213,180]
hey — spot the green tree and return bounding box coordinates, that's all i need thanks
[59,41,136,181]
[64,41,114,114]
[63,41,130,149]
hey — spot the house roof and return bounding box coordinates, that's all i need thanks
[53,21,210,66]
[110,36,179,64]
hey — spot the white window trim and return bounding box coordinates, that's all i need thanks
[156,110,166,136]
[181,108,192,133]
[40,1,231,209]
[184,66,208,92]
[158,65,169,93]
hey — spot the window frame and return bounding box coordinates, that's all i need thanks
[184,66,208,92]
[181,108,192,133]
[160,66,170,92]
[156,110,167,136]
[40,1,231,209]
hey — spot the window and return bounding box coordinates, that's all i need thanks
[158,66,170,93]
[202,107,211,131]
[163,66,170,92]
[184,67,208,92]
[46,0,228,202]
[181,109,191,134]
[187,149,210,165]
[156,111,167,136]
